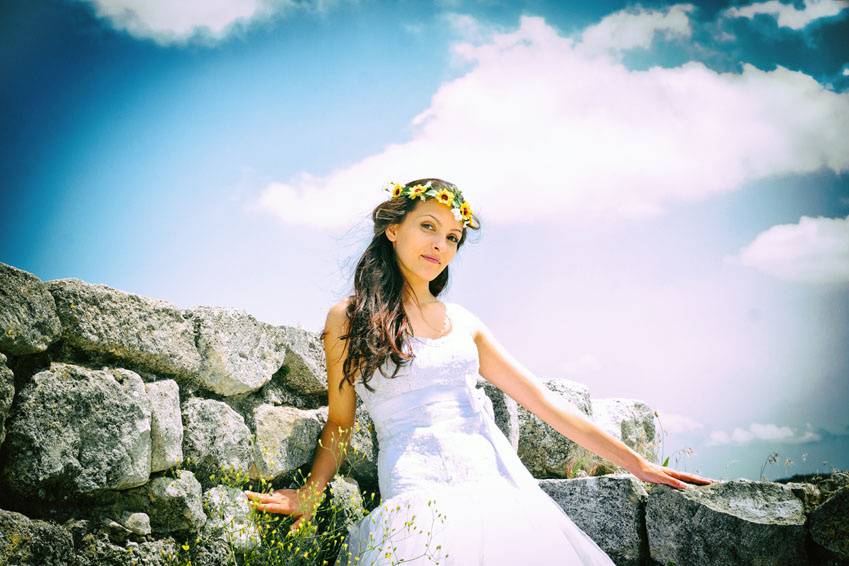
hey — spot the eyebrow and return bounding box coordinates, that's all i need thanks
[418,214,462,234]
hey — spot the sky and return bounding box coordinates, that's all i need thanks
[1,0,848,483]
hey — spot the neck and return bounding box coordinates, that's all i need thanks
[402,285,437,308]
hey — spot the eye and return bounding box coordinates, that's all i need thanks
[423,222,459,244]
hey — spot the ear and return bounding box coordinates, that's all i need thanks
[385,223,399,242]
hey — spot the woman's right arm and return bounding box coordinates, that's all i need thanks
[245,300,358,531]
[298,300,358,503]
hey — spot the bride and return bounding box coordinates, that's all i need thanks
[245,178,715,564]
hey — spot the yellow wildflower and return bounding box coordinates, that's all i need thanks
[459,200,473,222]
[433,188,454,207]
[407,184,428,200]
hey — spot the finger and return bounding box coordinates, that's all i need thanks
[250,501,291,514]
[247,491,287,505]
[245,490,270,501]
[656,472,690,490]
[667,469,717,484]
[245,492,273,504]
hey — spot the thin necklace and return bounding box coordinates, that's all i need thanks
[413,301,450,337]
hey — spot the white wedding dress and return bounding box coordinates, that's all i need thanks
[335,302,616,565]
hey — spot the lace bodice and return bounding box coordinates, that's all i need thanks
[352,302,501,499]
[354,301,481,404]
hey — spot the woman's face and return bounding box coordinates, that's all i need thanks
[385,198,464,283]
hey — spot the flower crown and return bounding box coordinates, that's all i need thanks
[383,180,479,229]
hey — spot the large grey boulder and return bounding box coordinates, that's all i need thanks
[516,377,599,478]
[201,485,261,554]
[275,325,328,395]
[539,474,648,566]
[591,397,659,463]
[0,362,151,501]
[100,510,152,540]
[250,404,325,481]
[182,398,254,484]
[145,379,184,472]
[117,469,207,535]
[0,353,14,446]
[646,479,808,565]
[73,531,178,566]
[46,278,202,380]
[586,398,660,478]
[809,485,849,559]
[0,262,62,356]
[186,306,290,397]
[0,508,75,566]
[340,401,380,488]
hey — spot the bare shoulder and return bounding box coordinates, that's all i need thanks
[322,297,353,340]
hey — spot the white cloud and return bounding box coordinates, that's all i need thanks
[579,3,695,54]
[707,421,822,445]
[251,12,849,230]
[722,0,848,30]
[79,0,341,45]
[843,67,849,76]
[714,29,738,42]
[657,411,704,434]
[725,214,849,284]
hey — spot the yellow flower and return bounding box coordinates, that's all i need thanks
[459,201,473,222]
[391,183,405,198]
[407,184,427,200]
[433,188,454,207]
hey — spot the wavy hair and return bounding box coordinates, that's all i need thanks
[322,178,481,394]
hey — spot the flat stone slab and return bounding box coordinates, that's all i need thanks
[646,479,808,565]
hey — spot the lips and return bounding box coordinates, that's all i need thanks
[422,255,440,264]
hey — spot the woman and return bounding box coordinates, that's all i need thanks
[246,178,715,565]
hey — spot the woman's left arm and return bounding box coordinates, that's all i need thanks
[473,323,716,489]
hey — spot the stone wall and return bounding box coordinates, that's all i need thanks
[0,262,846,565]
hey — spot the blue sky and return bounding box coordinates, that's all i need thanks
[2,0,848,482]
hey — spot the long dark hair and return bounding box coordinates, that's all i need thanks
[322,178,482,394]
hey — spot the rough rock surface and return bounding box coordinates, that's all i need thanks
[646,479,808,565]
[1,362,152,501]
[182,398,254,485]
[201,485,261,554]
[0,263,62,356]
[0,353,14,446]
[540,474,648,566]
[186,306,289,396]
[809,485,849,559]
[340,401,380,489]
[250,403,324,481]
[113,469,207,535]
[517,377,600,478]
[145,379,184,472]
[592,397,659,463]
[46,278,202,379]
[276,324,329,395]
[0,508,75,565]
[73,529,178,566]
